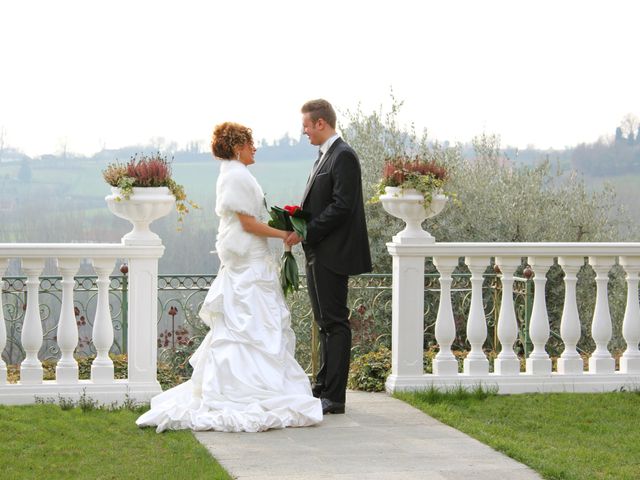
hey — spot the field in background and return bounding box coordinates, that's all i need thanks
[0,158,314,207]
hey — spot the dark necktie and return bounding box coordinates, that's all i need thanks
[304,149,323,188]
[314,148,323,169]
[303,149,323,201]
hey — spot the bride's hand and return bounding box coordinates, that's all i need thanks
[285,232,302,246]
[281,230,293,241]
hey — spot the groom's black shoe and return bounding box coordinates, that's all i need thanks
[321,398,345,415]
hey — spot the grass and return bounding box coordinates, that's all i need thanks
[0,404,232,480]
[396,387,640,480]
[0,385,638,480]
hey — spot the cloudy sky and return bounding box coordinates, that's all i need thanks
[1,0,639,156]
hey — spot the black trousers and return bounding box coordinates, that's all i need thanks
[306,257,351,404]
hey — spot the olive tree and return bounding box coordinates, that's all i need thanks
[434,132,633,244]
[340,98,637,353]
[341,99,634,257]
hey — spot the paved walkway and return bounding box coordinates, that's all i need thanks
[194,391,542,480]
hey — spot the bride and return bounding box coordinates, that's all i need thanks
[136,122,322,432]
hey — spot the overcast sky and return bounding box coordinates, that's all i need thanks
[1,0,639,156]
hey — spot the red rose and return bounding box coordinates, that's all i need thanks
[284,205,300,215]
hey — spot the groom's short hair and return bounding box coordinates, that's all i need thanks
[301,99,336,129]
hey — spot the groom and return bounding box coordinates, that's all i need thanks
[286,99,371,415]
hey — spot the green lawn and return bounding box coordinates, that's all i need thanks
[1,391,639,479]
[396,388,640,480]
[0,404,231,480]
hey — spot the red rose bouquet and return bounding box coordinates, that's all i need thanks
[267,204,310,296]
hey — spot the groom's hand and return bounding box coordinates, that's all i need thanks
[286,232,302,246]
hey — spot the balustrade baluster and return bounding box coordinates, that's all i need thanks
[494,256,521,375]
[20,258,45,384]
[55,258,81,383]
[557,256,584,374]
[619,256,640,373]
[91,259,115,382]
[526,256,552,375]
[433,256,458,375]
[588,256,615,374]
[463,257,489,375]
[0,259,7,383]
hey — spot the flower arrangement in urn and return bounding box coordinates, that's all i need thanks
[371,156,449,208]
[372,156,452,243]
[103,153,198,225]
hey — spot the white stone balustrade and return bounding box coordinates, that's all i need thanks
[386,242,640,394]
[0,243,164,405]
[2,238,640,402]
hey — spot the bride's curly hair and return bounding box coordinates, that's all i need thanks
[211,122,253,160]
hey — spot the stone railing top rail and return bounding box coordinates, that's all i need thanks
[0,243,165,259]
[387,241,640,258]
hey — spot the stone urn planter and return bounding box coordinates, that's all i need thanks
[380,186,448,244]
[106,187,175,245]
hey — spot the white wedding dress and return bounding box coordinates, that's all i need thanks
[136,159,322,433]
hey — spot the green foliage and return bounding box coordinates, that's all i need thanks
[156,362,183,390]
[348,346,391,392]
[279,251,300,297]
[433,132,636,243]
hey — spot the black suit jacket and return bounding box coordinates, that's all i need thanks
[301,138,372,276]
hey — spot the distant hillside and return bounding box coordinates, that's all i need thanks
[0,133,318,166]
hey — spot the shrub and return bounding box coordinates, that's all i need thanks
[158,309,210,381]
[6,354,181,391]
[348,346,392,392]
